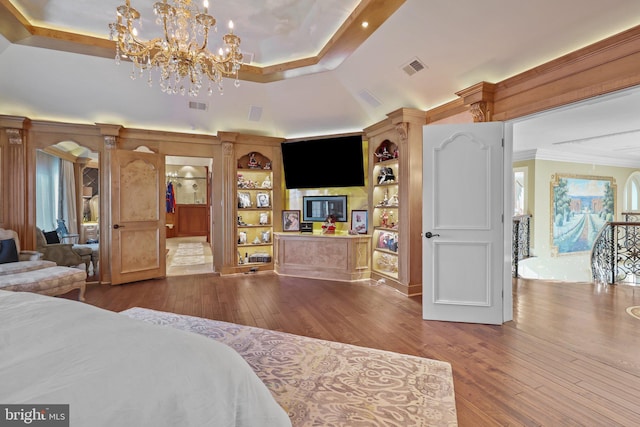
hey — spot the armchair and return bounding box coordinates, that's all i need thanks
[0,229,42,261]
[36,227,91,271]
[56,219,79,244]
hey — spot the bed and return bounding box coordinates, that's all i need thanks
[0,290,291,427]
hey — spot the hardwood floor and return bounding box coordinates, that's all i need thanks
[80,274,640,426]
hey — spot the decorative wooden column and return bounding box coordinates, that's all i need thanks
[97,123,121,285]
[455,82,496,122]
[1,117,30,246]
[218,133,238,274]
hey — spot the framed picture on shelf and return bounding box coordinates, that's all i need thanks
[238,192,251,208]
[282,210,301,232]
[256,192,270,208]
[351,210,368,234]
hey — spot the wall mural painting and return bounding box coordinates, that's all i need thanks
[550,174,616,256]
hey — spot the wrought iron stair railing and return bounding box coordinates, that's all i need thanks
[591,214,640,284]
[512,214,531,278]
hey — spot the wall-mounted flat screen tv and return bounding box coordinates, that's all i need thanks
[281,135,365,189]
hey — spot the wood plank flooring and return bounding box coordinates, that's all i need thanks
[79,274,640,426]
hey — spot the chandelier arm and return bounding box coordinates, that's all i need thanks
[117,38,164,62]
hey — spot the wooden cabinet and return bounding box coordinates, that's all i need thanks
[235,152,274,269]
[274,232,370,281]
[175,204,208,237]
[364,108,426,296]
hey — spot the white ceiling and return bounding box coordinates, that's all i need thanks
[1,0,640,166]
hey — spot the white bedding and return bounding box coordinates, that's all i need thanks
[0,290,291,427]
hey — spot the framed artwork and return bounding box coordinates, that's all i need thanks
[282,210,301,232]
[550,173,616,255]
[302,195,348,222]
[256,192,270,208]
[351,210,368,234]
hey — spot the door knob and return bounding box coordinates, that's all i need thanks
[425,231,440,238]
[113,224,124,229]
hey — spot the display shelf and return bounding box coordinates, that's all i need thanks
[365,109,426,295]
[235,151,274,269]
[371,144,400,282]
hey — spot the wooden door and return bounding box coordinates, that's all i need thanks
[422,122,511,324]
[110,149,165,285]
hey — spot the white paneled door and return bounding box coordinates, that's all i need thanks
[422,122,512,324]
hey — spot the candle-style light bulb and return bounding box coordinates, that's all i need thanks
[203,0,208,13]
[228,20,234,33]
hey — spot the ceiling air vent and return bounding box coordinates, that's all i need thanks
[242,52,255,64]
[248,105,263,122]
[401,57,427,76]
[357,89,381,108]
[188,101,208,111]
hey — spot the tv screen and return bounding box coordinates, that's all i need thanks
[281,135,365,189]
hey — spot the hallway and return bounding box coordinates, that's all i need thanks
[166,236,215,276]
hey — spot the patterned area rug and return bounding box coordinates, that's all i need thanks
[121,308,458,427]
[170,243,205,266]
[627,306,640,320]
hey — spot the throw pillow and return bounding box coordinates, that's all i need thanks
[0,239,19,264]
[44,230,60,244]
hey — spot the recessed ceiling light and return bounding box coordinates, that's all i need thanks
[361,21,369,28]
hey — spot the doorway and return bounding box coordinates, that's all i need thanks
[510,86,640,283]
[165,156,214,276]
[35,142,100,282]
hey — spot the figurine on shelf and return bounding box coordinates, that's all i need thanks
[375,147,394,162]
[377,167,395,184]
[388,192,399,206]
[321,214,337,234]
[263,161,272,170]
[380,210,390,228]
[248,153,260,169]
[261,175,272,188]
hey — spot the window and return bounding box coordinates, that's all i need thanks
[36,150,61,231]
[624,171,640,211]
[513,167,527,216]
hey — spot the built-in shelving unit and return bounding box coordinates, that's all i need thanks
[235,152,274,268]
[371,143,400,280]
[364,108,426,296]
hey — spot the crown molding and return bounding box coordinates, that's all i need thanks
[0,0,405,83]
[513,148,640,168]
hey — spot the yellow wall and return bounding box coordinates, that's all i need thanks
[283,139,368,233]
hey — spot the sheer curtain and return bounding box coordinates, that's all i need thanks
[36,150,60,231]
[60,160,78,235]
[36,152,78,234]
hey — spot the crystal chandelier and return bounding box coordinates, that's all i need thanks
[109,0,243,96]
